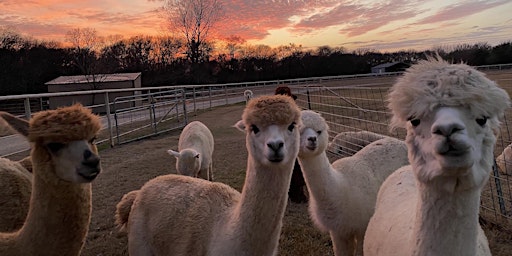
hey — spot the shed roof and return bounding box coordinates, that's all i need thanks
[45,72,141,85]
[371,62,404,69]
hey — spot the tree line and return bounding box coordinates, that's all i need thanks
[1,27,511,96]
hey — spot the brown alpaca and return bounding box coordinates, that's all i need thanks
[0,157,32,232]
[0,104,102,255]
[275,85,306,203]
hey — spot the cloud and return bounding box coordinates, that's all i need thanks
[414,0,510,25]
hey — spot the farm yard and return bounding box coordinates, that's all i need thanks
[2,69,512,255]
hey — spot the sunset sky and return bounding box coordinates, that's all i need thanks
[1,0,511,52]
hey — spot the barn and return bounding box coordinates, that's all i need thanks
[371,62,410,73]
[45,72,142,113]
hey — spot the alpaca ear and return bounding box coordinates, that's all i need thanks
[0,112,29,137]
[167,149,180,158]
[234,120,246,132]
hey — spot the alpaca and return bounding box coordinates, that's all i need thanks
[167,120,214,181]
[297,110,409,256]
[115,95,302,255]
[363,57,510,256]
[327,130,388,157]
[244,89,254,104]
[0,157,32,232]
[0,104,102,255]
[496,144,512,175]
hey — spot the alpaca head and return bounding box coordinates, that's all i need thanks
[388,57,510,189]
[275,86,297,100]
[235,95,302,167]
[1,104,102,183]
[298,110,329,158]
[167,148,201,177]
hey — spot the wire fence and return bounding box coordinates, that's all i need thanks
[292,70,512,230]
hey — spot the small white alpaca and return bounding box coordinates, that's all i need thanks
[0,157,32,232]
[167,120,214,181]
[115,95,302,255]
[298,110,409,256]
[363,57,510,256]
[0,104,102,255]
[327,130,388,157]
[244,89,254,104]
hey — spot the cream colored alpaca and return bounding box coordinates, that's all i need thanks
[0,157,32,232]
[0,104,102,255]
[167,120,214,181]
[115,95,301,255]
[364,58,510,256]
[297,110,409,256]
[327,130,388,157]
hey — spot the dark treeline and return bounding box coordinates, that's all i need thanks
[1,32,511,96]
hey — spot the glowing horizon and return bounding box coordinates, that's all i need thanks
[1,0,511,52]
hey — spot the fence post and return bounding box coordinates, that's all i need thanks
[103,92,115,147]
[23,98,31,119]
[193,87,197,115]
[306,86,312,110]
[182,90,188,125]
[224,86,228,105]
[209,87,212,109]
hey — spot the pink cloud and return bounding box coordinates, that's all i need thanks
[415,0,509,25]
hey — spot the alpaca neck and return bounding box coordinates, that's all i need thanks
[229,157,294,254]
[411,164,482,256]
[298,151,342,207]
[16,152,91,254]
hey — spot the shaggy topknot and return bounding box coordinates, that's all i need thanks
[300,110,329,133]
[242,95,301,129]
[388,57,510,130]
[28,104,101,143]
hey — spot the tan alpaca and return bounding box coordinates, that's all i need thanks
[115,95,301,255]
[298,110,409,256]
[0,104,102,255]
[0,157,32,232]
[364,57,510,256]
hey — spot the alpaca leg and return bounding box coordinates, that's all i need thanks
[330,231,356,256]
[355,232,364,256]
[128,219,153,256]
[209,163,214,181]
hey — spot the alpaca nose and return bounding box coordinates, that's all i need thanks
[308,136,316,142]
[267,141,284,152]
[432,120,465,137]
[82,149,100,168]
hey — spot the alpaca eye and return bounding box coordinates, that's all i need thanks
[250,125,260,134]
[288,122,296,132]
[46,142,65,153]
[89,137,97,144]
[317,130,322,135]
[476,117,487,126]
[408,117,420,127]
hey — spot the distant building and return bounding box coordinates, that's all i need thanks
[371,62,410,73]
[45,72,142,113]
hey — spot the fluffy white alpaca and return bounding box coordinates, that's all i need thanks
[167,120,214,181]
[115,95,302,255]
[327,130,388,157]
[244,89,254,104]
[297,110,409,256]
[0,104,102,255]
[0,157,32,232]
[364,57,510,256]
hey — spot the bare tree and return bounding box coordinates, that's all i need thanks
[164,0,223,63]
[65,27,106,104]
[224,35,245,59]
